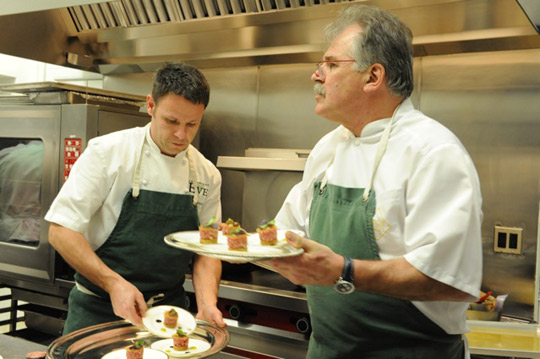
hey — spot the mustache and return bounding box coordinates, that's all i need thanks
[313,83,326,97]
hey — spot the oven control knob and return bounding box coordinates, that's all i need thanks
[228,304,242,320]
[295,317,311,334]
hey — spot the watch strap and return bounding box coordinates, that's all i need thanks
[342,256,354,283]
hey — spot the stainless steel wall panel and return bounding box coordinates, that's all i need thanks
[200,67,260,223]
[256,64,337,149]
[418,50,540,319]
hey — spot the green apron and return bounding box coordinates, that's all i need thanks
[305,107,464,358]
[64,130,199,334]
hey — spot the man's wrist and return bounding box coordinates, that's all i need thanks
[333,256,355,294]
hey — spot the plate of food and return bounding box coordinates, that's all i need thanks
[101,347,167,359]
[47,320,229,359]
[164,223,305,262]
[142,305,197,338]
[151,337,211,358]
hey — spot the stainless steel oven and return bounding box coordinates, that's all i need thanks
[0,82,149,333]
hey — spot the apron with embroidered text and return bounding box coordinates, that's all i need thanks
[306,106,464,358]
[64,128,200,334]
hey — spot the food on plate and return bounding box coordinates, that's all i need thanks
[163,308,179,328]
[221,218,240,235]
[473,290,496,312]
[256,219,278,246]
[199,216,219,244]
[226,227,248,251]
[172,328,189,351]
[126,340,145,359]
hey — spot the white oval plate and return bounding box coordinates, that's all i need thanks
[164,229,304,262]
[142,305,197,338]
[102,348,167,359]
[151,338,211,358]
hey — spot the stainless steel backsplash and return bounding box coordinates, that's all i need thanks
[195,49,540,321]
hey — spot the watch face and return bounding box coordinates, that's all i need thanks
[334,279,355,294]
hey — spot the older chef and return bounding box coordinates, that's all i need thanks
[46,62,225,334]
[269,5,482,359]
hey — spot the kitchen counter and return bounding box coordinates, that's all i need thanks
[467,320,540,358]
[0,334,47,359]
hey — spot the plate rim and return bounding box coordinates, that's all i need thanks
[142,305,197,338]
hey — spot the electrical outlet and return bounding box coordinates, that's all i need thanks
[493,226,523,254]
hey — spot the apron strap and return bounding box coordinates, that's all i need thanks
[131,123,150,198]
[187,147,199,209]
[361,110,395,202]
[319,101,403,200]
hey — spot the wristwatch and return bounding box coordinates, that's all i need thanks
[333,256,355,294]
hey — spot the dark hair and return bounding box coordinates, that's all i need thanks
[324,5,414,98]
[152,62,210,108]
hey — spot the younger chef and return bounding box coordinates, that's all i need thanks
[268,5,482,358]
[46,62,225,334]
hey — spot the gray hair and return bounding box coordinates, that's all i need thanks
[324,5,414,98]
[152,62,210,108]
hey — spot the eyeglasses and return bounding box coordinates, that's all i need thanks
[315,60,356,80]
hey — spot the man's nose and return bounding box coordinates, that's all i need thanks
[174,126,186,139]
[312,69,323,82]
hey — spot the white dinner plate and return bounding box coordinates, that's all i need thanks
[164,229,304,262]
[142,305,197,338]
[151,338,211,357]
[101,348,167,359]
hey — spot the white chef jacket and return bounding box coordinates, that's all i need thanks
[45,125,221,250]
[276,98,483,334]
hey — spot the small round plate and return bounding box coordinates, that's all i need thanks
[151,338,211,357]
[142,305,197,338]
[101,348,168,359]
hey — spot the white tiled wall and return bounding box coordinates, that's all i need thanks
[0,287,26,334]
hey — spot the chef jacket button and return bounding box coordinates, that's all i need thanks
[145,150,150,156]
[142,179,148,185]
[354,138,361,146]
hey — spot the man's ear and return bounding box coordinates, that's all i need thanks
[363,63,385,93]
[146,95,155,117]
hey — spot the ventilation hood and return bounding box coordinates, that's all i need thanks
[0,0,539,75]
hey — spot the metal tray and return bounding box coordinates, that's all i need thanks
[47,320,229,358]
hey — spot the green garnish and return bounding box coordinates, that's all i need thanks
[168,308,177,316]
[204,216,216,227]
[229,227,247,235]
[225,218,239,226]
[176,328,187,337]
[131,339,145,349]
[259,219,275,230]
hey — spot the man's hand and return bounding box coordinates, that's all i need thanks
[267,231,343,286]
[196,304,226,328]
[107,278,148,326]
